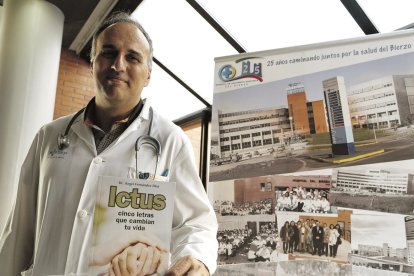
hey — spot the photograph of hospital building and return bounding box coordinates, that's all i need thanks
[333,168,414,194]
[329,167,414,214]
[351,214,414,274]
[348,75,414,129]
[287,82,328,135]
[215,107,290,159]
[213,82,328,162]
[210,53,414,182]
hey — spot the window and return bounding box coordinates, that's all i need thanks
[221,145,230,152]
[263,139,272,145]
[253,140,262,147]
[231,144,241,150]
[260,182,272,192]
[242,142,252,148]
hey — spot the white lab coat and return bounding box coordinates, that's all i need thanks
[0,100,218,276]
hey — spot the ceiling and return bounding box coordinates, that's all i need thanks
[2,0,413,121]
[47,0,99,48]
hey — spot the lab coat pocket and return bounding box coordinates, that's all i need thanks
[127,166,169,181]
[20,268,33,276]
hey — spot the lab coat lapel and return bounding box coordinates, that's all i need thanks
[71,115,96,155]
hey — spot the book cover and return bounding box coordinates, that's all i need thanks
[89,176,176,276]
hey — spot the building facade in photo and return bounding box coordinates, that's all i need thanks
[287,82,328,134]
[323,76,355,155]
[406,216,414,265]
[216,107,290,157]
[234,175,332,208]
[358,243,407,259]
[358,244,383,257]
[348,75,414,129]
[308,100,329,134]
[333,169,414,194]
[287,83,310,134]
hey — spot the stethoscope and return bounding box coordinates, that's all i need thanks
[57,106,162,178]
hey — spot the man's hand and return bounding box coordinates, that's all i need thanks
[165,256,209,276]
[109,243,169,276]
[90,232,166,266]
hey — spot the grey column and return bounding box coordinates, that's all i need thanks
[0,0,64,233]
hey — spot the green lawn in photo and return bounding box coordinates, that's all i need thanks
[306,128,392,146]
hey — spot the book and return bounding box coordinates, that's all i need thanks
[89,176,176,276]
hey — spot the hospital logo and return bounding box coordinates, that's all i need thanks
[47,148,68,159]
[218,57,263,83]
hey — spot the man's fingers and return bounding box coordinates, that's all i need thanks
[186,258,210,276]
[118,249,129,276]
[149,247,161,273]
[108,265,116,276]
[156,251,169,275]
[136,246,148,274]
[165,256,193,276]
[90,232,167,266]
[140,246,154,275]
[111,255,121,276]
[165,256,210,276]
[126,243,146,274]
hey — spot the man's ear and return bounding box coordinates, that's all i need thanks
[144,69,151,87]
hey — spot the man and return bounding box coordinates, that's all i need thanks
[322,223,329,257]
[0,12,217,276]
[276,192,290,211]
[319,196,330,213]
[287,191,298,211]
[312,221,324,256]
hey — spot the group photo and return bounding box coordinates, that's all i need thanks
[275,211,352,263]
[275,186,331,213]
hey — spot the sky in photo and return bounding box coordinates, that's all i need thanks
[351,214,407,249]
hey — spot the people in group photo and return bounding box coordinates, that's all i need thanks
[277,219,343,260]
[276,187,331,213]
[328,224,340,258]
[215,199,273,216]
[217,222,279,264]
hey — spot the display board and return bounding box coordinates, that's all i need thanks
[208,29,414,274]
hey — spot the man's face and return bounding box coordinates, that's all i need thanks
[92,22,151,111]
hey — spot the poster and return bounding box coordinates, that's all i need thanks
[209,29,414,275]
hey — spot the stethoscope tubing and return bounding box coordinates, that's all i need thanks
[57,106,161,178]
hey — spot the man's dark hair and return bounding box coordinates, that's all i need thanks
[90,11,153,70]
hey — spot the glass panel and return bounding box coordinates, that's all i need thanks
[358,0,414,32]
[200,0,364,51]
[132,0,238,105]
[141,63,205,121]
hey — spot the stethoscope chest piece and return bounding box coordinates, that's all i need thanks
[57,133,70,150]
[57,107,85,150]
